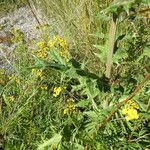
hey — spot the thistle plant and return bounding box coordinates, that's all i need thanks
[0,0,149,149]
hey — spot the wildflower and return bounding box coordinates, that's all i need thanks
[37,41,47,49]
[122,107,139,121]
[8,96,15,102]
[59,50,66,57]
[32,50,47,58]
[59,39,67,49]
[11,28,24,43]
[54,35,61,42]
[8,75,15,80]
[127,100,139,109]
[63,99,76,115]
[36,50,48,58]
[53,87,62,97]
[32,69,43,77]
[54,35,67,49]
[121,100,139,121]
[41,84,48,90]
[48,40,56,48]
[15,78,20,84]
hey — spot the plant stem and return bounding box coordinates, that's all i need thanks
[99,73,150,129]
[26,0,42,25]
[105,13,117,78]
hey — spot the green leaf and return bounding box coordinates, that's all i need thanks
[93,44,107,63]
[122,1,134,14]
[140,112,150,119]
[37,134,62,150]
[142,0,150,4]
[89,33,106,39]
[137,47,150,61]
[73,143,84,150]
[76,99,90,108]
[113,48,128,64]
[2,94,10,107]
[48,49,66,65]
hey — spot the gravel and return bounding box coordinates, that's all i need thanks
[0,6,48,69]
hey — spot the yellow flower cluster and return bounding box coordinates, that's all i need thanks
[41,84,48,90]
[122,100,139,121]
[32,50,48,59]
[48,40,55,48]
[8,96,15,102]
[53,87,62,97]
[63,99,76,115]
[37,41,48,50]
[32,41,48,59]
[54,36,67,49]
[8,75,20,84]
[32,69,43,77]
[48,36,67,49]
[33,36,70,62]
[11,28,24,43]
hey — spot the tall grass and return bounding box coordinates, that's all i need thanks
[33,0,113,72]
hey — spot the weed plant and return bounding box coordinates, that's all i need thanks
[0,0,150,149]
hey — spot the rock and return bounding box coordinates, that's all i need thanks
[0,6,46,69]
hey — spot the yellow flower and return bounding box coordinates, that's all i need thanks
[36,50,48,58]
[127,100,139,109]
[15,78,20,84]
[8,75,15,80]
[59,39,67,49]
[121,100,140,121]
[54,36,67,49]
[145,148,150,150]
[63,108,69,115]
[53,87,62,97]
[32,50,48,58]
[125,108,139,121]
[54,35,61,41]
[122,107,129,115]
[63,99,76,115]
[37,41,47,49]
[48,40,56,48]
[11,28,24,43]
[41,84,48,90]
[122,107,139,121]
[8,96,15,102]
[32,69,43,77]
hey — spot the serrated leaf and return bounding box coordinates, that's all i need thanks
[113,49,128,64]
[76,99,90,108]
[94,44,107,63]
[73,143,84,150]
[37,134,62,150]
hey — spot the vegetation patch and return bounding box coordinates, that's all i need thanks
[0,0,150,149]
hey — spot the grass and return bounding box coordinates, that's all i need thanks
[33,0,113,72]
[0,0,25,17]
[0,0,150,149]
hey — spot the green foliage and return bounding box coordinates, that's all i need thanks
[0,0,150,150]
[0,0,25,16]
